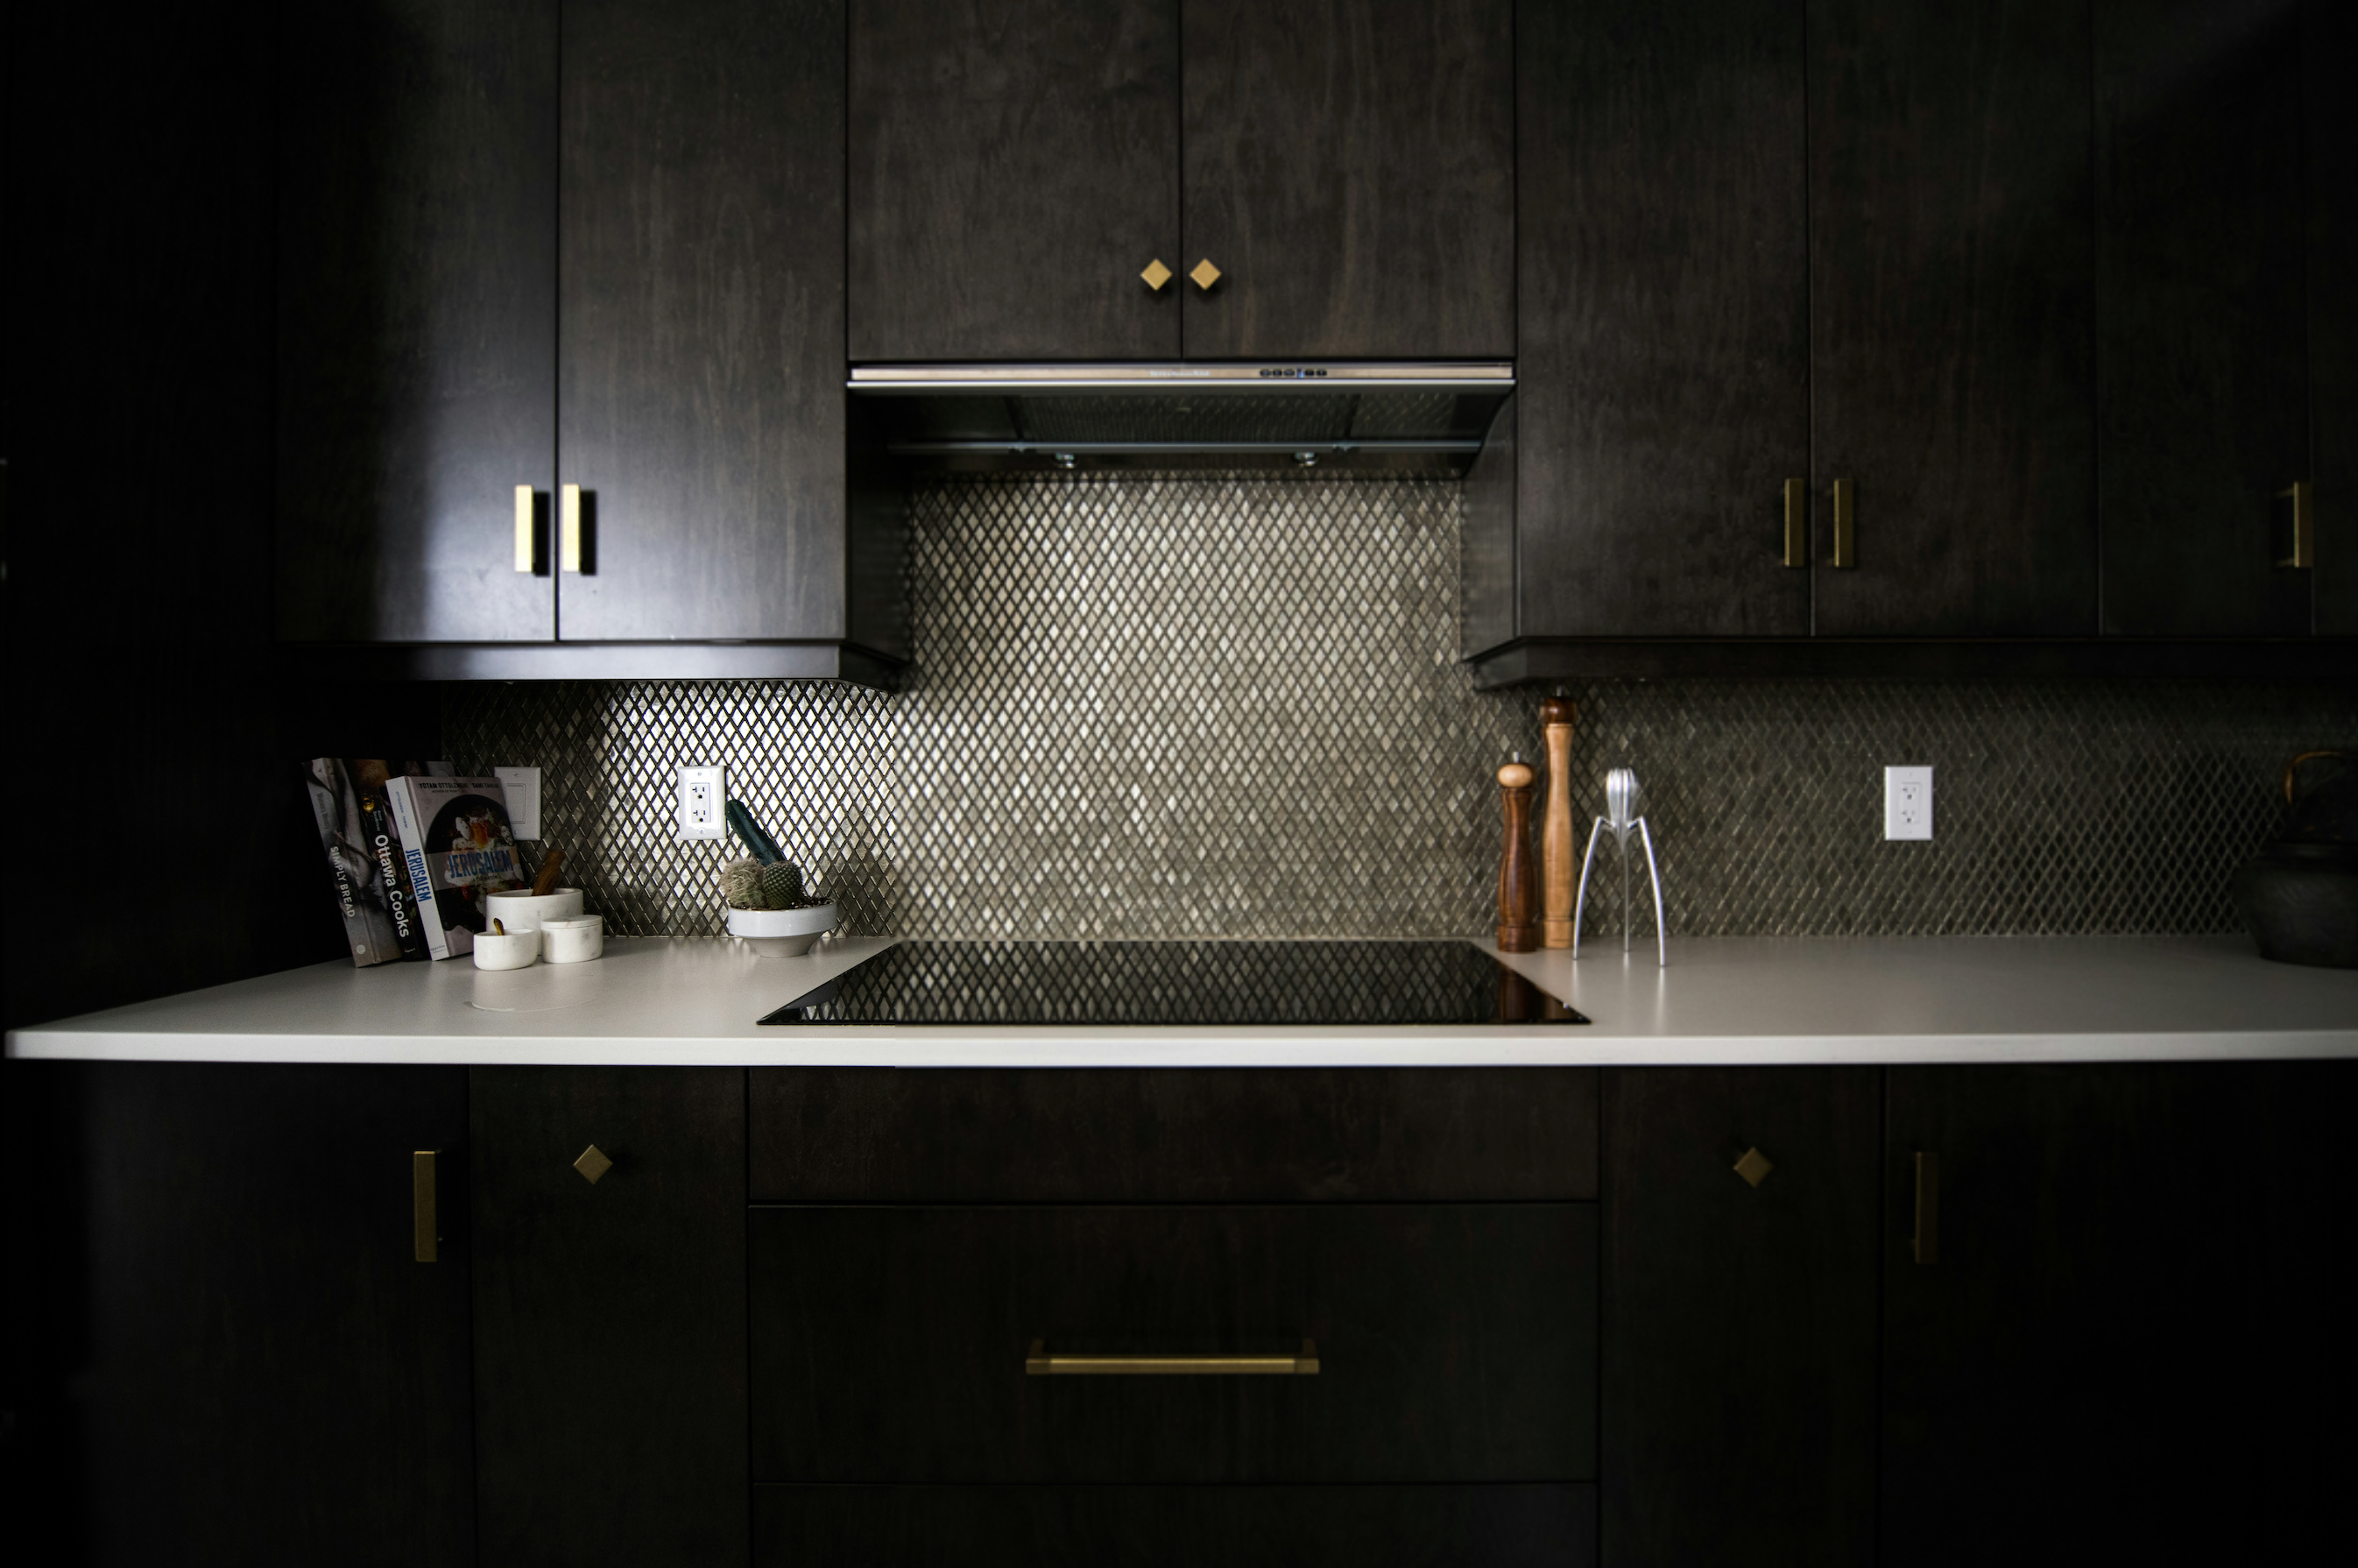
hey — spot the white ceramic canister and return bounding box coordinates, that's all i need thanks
[472,929,541,971]
[485,886,585,933]
[540,914,604,964]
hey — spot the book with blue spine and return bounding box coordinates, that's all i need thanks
[383,773,528,959]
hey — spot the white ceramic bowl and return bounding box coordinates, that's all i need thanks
[725,901,837,957]
[485,886,584,933]
[540,915,604,964]
[472,930,541,971]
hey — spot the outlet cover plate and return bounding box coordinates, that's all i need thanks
[678,765,726,840]
[1885,765,1933,841]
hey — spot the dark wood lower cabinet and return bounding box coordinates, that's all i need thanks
[469,1066,748,1568]
[1882,1062,2355,1565]
[1601,1067,1881,1568]
[752,1483,1598,1567]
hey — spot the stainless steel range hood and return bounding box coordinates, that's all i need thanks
[849,362,1514,472]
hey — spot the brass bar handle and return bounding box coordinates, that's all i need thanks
[513,486,536,573]
[1140,258,1173,293]
[2278,481,2313,569]
[413,1149,439,1262]
[1025,1338,1319,1376]
[1189,258,1222,292]
[1783,478,1808,567]
[561,484,582,573]
[1831,478,1855,569]
[1911,1150,1939,1265]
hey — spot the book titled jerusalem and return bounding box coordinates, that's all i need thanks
[383,774,528,959]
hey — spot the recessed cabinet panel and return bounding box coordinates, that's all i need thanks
[276,0,558,643]
[1180,0,1514,360]
[848,0,1181,363]
[1810,0,2098,637]
[557,0,848,642]
[2310,0,2358,635]
[1516,0,1811,639]
[2096,0,2311,636]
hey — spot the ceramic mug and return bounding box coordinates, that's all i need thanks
[485,886,585,933]
[472,930,541,971]
[540,915,604,964]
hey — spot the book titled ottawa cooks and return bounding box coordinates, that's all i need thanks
[383,773,530,959]
[304,758,451,967]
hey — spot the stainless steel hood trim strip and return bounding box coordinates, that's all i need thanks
[850,361,1514,392]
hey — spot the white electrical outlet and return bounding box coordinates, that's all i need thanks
[1884,765,1933,841]
[678,765,726,840]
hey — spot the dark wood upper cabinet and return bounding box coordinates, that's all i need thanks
[848,0,1181,363]
[1514,0,1811,640]
[558,0,850,643]
[471,1066,749,1568]
[2309,0,2358,635]
[1809,0,2098,637]
[2095,0,2311,636]
[1180,0,1514,360]
[1600,1068,1878,1568]
[276,0,559,644]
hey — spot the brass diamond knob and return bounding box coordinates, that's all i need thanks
[1189,258,1222,292]
[1140,258,1173,293]
[574,1144,614,1184]
[1733,1147,1774,1188]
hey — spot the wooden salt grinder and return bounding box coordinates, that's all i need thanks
[1496,756,1539,952]
[1539,691,1578,948]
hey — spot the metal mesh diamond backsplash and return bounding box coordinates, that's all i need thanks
[445,471,2356,942]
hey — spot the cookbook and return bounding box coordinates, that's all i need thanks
[303,758,452,966]
[383,774,529,959]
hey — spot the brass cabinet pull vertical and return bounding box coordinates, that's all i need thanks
[1911,1150,1939,1265]
[1831,479,1855,569]
[1025,1338,1319,1375]
[513,487,535,573]
[413,1149,439,1262]
[2279,481,2314,569]
[561,484,582,573]
[1783,478,1808,567]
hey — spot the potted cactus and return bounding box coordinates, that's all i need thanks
[720,799,837,957]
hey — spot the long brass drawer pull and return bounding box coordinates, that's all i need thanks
[1783,478,1807,567]
[1912,1150,1939,1265]
[1831,478,1855,569]
[413,1149,439,1262]
[2279,481,2313,569]
[1025,1338,1319,1375]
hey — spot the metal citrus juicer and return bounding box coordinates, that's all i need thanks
[1572,766,1665,967]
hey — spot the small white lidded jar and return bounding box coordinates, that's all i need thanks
[485,886,585,934]
[540,915,604,964]
[473,929,541,971]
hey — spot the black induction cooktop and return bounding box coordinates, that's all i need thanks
[756,940,1588,1027]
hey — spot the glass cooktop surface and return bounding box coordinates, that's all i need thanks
[757,940,1587,1027]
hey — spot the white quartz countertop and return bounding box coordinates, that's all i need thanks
[6,935,2355,1067]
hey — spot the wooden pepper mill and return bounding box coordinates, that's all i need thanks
[1539,690,1578,948]
[1496,755,1539,952]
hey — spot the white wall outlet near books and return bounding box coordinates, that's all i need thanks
[492,766,541,840]
[678,765,726,840]
[1884,765,1933,841]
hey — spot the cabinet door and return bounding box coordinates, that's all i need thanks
[1882,1063,2355,1565]
[1516,0,1810,639]
[556,0,847,642]
[2095,0,2310,635]
[1181,0,1513,360]
[471,1067,747,1568]
[276,0,558,644]
[1600,1068,1877,1568]
[848,0,1182,363]
[1810,0,2097,636]
[2310,0,2358,635]
[23,1063,475,1566]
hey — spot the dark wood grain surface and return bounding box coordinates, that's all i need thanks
[34,1063,476,1567]
[1600,1068,1878,1568]
[1516,0,1811,639]
[1881,1062,2355,1564]
[1810,0,2099,636]
[751,1204,1597,1483]
[849,0,1181,362]
[753,1483,1599,1567]
[276,0,559,643]
[558,0,846,642]
[2096,0,2311,635]
[2308,0,2358,634]
[749,1067,1599,1202]
[1180,0,1514,359]
[470,1066,748,1568]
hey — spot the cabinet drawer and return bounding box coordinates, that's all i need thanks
[754,1483,1597,1567]
[750,1067,1599,1201]
[751,1204,1597,1483]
